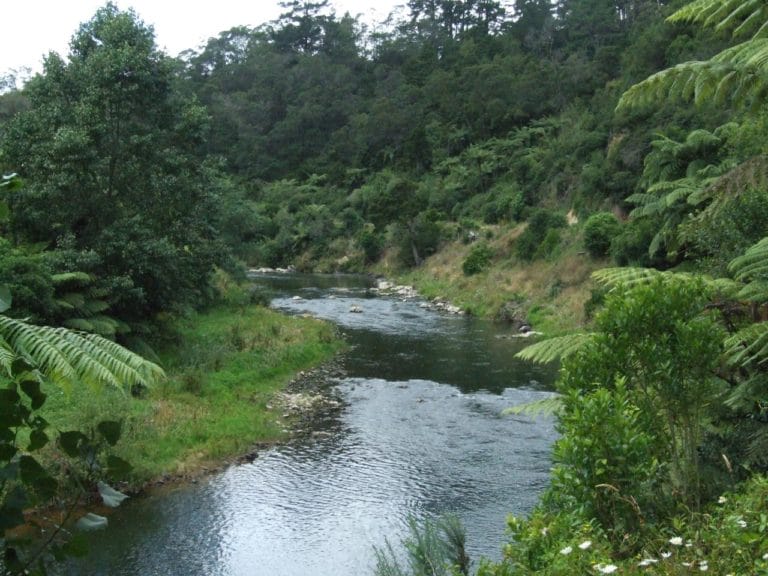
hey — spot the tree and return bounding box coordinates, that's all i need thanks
[2,4,226,322]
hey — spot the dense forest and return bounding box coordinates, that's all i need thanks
[2,0,768,573]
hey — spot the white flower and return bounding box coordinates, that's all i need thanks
[737,519,747,528]
[541,527,548,536]
[579,540,593,550]
[763,553,768,560]
[718,496,727,504]
[560,546,573,555]
[682,562,693,567]
[638,558,658,567]
[661,551,672,559]
[669,537,684,546]
[595,564,618,574]
[700,563,709,572]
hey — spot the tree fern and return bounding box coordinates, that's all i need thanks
[724,321,768,367]
[618,1,768,111]
[668,0,768,39]
[502,395,562,417]
[0,315,164,392]
[514,333,592,364]
[591,267,665,289]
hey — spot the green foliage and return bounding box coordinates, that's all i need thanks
[374,515,469,576]
[549,380,663,550]
[358,226,383,264]
[0,360,131,574]
[462,242,494,276]
[583,212,620,258]
[516,208,566,262]
[618,0,768,111]
[2,5,227,324]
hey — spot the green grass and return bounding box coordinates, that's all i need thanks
[42,304,343,484]
[398,224,600,333]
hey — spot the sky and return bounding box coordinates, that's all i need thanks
[1,1,404,77]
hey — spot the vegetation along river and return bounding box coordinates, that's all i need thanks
[68,273,558,575]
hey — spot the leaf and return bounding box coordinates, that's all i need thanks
[20,379,47,410]
[502,396,562,417]
[28,429,49,452]
[75,512,108,531]
[515,334,592,364]
[106,455,133,477]
[97,420,122,446]
[19,455,58,500]
[59,430,88,458]
[97,481,129,508]
[0,285,11,313]
[0,486,27,531]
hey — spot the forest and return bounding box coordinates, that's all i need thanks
[1,0,768,573]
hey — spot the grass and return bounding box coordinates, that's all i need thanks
[42,304,343,485]
[398,223,604,333]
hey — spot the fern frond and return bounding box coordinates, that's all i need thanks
[0,315,164,391]
[591,267,664,289]
[724,322,768,368]
[0,338,13,377]
[51,272,92,286]
[728,237,768,284]
[502,395,562,417]
[669,0,768,40]
[618,38,768,111]
[515,333,591,364]
[746,425,768,465]
[737,280,768,301]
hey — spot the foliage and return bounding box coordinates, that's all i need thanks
[516,208,567,262]
[583,212,621,258]
[462,242,494,275]
[1,4,227,324]
[548,380,664,550]
[618,0,768,111]
[0,357,132,575]
[374,515,469,576]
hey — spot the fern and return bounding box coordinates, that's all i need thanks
[0,315,164,392]
[618,0,768,112]
[668,0,768,39]
[502,395,562,417]
[514,333,591,364]
[724,321,768,367]
[591,267,665,289]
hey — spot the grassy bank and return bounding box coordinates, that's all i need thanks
[390,223,603,334]
[42,304,343,485]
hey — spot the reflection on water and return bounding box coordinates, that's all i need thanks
[68,274,557,576]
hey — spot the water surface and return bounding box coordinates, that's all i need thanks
[69,273,557,575]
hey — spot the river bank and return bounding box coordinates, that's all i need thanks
[42,303,345,490]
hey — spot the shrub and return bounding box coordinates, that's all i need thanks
[462,242,494,275]
[358,226,383,264]
[583,212,620,258]
[516,208,566,261]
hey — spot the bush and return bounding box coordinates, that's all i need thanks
[462,242,494,275]
[609,218,657,266]
[358,226,383,264]
[583,212,620,258]
[516,208,566,261]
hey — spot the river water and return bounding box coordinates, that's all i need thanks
[67,273,557,576]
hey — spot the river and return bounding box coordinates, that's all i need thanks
[66,273,557,576]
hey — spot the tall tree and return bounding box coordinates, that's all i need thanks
[2,4,225,321]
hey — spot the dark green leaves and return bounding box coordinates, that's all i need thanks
[97,420,122,446]
[58,431,89,458]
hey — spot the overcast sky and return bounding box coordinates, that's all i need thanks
[1,1,405,76]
